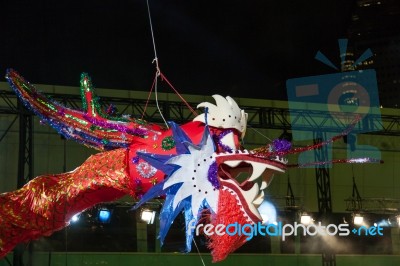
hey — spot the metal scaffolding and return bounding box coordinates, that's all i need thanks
[1,89,400,135]
[313,131,335,266]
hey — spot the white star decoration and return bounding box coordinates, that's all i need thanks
[163,133,219,218]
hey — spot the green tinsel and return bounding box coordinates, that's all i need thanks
[161,136,175,150]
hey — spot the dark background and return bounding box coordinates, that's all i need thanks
[1,0,357,100]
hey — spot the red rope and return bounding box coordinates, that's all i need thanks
[141,72,157,120]
[159,72,198,116]
[142,69,198,120]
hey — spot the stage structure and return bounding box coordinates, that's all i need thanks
[0,81,398,266]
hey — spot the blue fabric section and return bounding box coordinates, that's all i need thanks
[183,204,195,252]
[168,121,192,155]
[132,122,214,252]
[200,125,215,151]
[158,190,188,245]
[130,182,166,211]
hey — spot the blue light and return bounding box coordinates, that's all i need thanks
[257,200,277,225]
[98,208,111,223]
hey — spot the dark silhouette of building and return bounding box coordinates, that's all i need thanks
[347,0,400,108]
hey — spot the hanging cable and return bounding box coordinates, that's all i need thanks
[192,238,206,266]
[146,0,158,69]
[154,69,169,128]
[144,0,198,125]
[247,125,272,142]
[145,0,169,128]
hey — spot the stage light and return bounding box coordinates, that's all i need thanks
[98,208,112,223]
[257,200,277,224]
[70,213,80,223]
[300,213,312,225]
[141,209,156,224]
[376,219,390,227]
[397,215,400,226]
[353,214,364,225]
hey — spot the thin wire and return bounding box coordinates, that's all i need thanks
[154,70,169,128]
[146,0,158,69]
[247,125,272,141]
[146,0,169,128]
[192,239,206,266]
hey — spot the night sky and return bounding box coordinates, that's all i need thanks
[1,0,356,100]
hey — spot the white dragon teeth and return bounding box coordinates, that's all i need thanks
[215,149,249,157]
[243,182,259,203]
[223,160,242,168]
[260,181,267,190]
[273,155,288,164]
[252,190,265,207]
[248,162,269,182]
[223,160,283,184]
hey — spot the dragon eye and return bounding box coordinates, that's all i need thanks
[219,130,241,151]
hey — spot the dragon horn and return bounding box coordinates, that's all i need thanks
[5,69,148,151]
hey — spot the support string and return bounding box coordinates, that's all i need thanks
[153,68,169,127]
[247,125,272,142]
[146,0,159,74]
[143,0,198,126]
[141,72,156,120]
[192,238,206,266]
[146,0,168,128]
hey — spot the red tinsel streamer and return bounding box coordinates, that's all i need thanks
[252,115,363,159]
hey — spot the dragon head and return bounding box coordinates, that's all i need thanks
[134,95,289,261]
[193,94,288,225]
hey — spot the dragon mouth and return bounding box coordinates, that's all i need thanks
[215,150,286,223]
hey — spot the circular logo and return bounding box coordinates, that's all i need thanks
[327,81,370,124]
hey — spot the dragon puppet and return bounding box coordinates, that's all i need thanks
[0,69,381,262]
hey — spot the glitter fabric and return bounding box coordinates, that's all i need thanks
[208,189,249,262]
[207,161,220,189]
[0,148,132,257]
[212,129,234,152]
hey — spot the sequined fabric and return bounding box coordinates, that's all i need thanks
[0,148,132,257]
